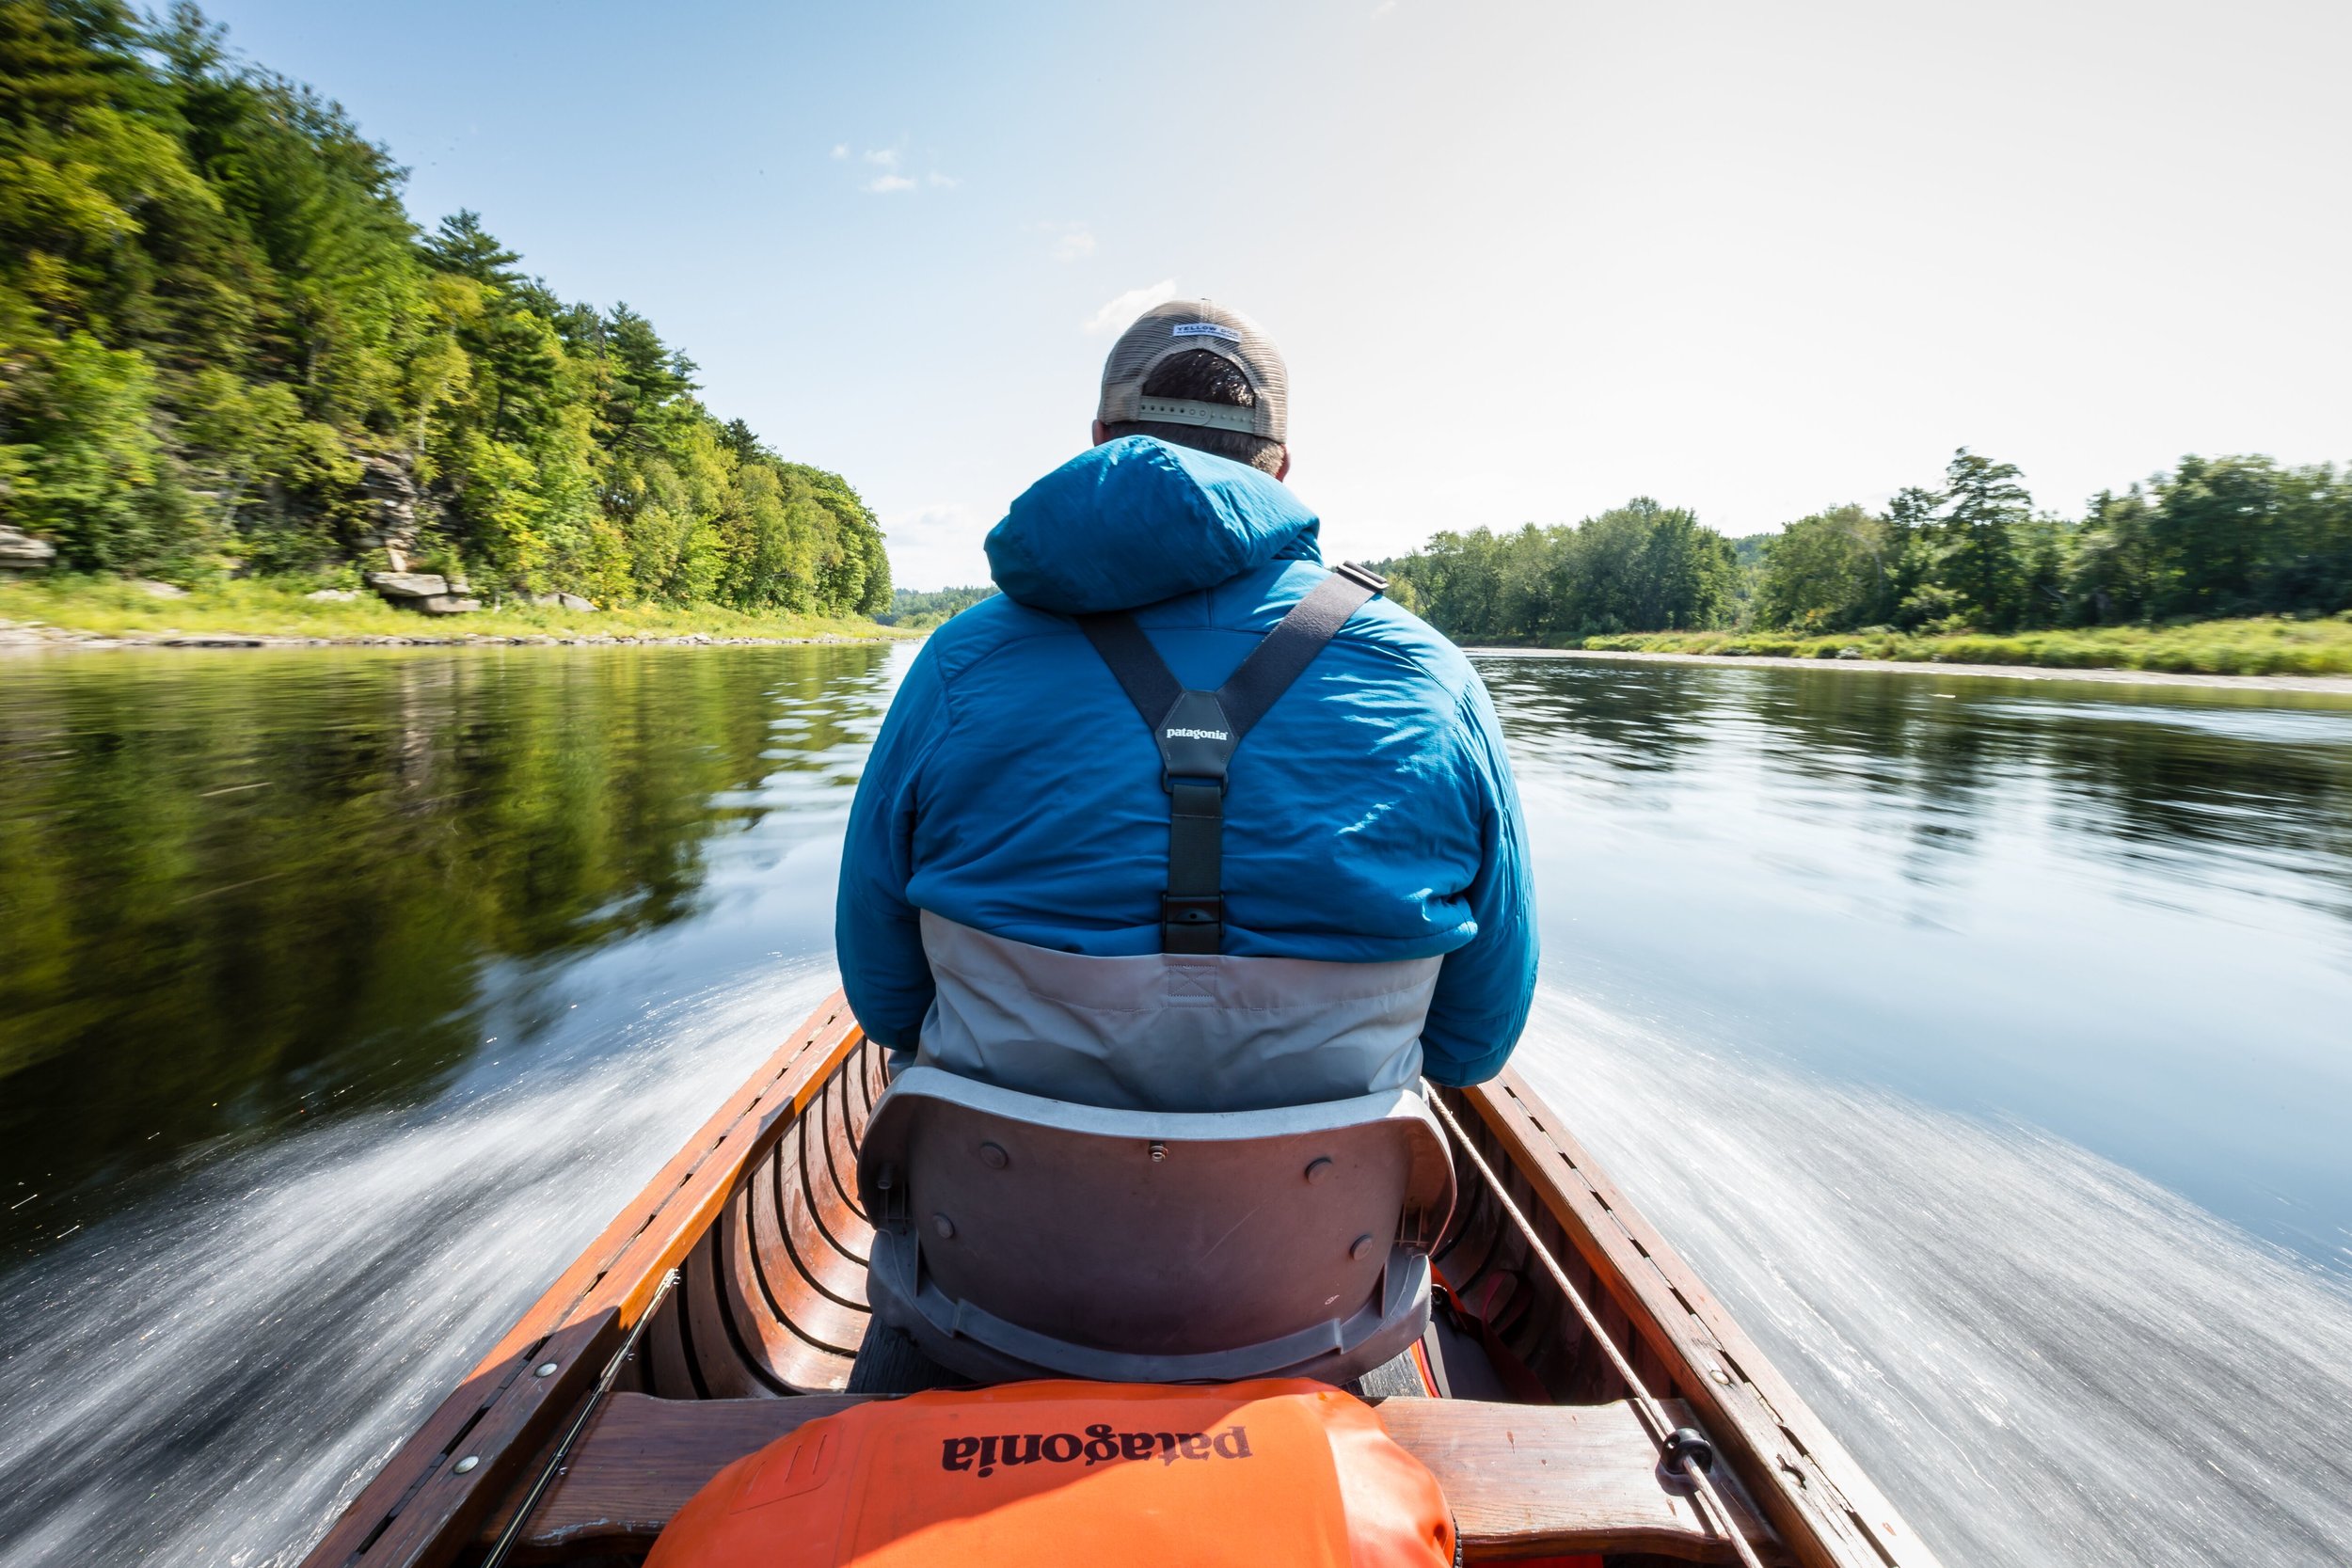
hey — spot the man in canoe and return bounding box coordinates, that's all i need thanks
[836,298,1535,1113]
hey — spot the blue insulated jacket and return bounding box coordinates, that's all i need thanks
[834,436,1537,1086]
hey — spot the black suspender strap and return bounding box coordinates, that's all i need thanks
[1074,611,1181,736]
[1078,562,1386,955]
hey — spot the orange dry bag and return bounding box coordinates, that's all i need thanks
[644,1378,1455,1568]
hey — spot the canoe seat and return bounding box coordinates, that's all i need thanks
[487,1391,1781,1561]
[854,1067,1456,1386]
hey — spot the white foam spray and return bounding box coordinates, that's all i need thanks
[0,964,840,1568]
[1513,984,2352,1567]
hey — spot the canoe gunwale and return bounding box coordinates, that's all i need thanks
[303,996,867,1568]
[1454,1069,1940,1568]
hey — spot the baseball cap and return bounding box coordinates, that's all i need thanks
[1097,299,1288,443]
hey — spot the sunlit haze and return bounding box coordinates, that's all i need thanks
[202,0,2351,588]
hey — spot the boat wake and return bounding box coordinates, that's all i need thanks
[6,972,2348,1567]
[0,963,843,1568]
[1512,984,2352,1568]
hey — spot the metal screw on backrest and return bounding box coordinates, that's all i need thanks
[534,1362,558,1378]
[933,1214,956,1240]
[1350,1234,1375,1260]
[978,1142,1009,1170]
[1304,1157,1333,1184]
[453,1455,480,1475]
[1149,1142,1168,1164]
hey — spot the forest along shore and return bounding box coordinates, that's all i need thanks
[1381,451,2352,677]
[1494,645,2352,696]
[0,16,891,630]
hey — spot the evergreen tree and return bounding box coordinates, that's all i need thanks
[421,210,520,285]
[1933,449,2032,630]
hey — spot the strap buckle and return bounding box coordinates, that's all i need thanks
[1159,892,1223,952]
[1334,561,1389,594]
[1160,893,1222,927]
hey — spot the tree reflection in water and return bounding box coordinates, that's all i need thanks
[1475,651,2352,1263]
[0,644,898,1254]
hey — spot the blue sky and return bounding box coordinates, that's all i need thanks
[199,0,2351,588]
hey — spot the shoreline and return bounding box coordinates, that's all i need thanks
[1469,645,2352,696]
[0,621,904,652]
[13,615,2348,691]
[0,578,922,651]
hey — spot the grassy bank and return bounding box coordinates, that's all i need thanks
[1571,614,2352,676]
[0,576,913,645]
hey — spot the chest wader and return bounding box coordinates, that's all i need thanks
[857,562,1455,1388]
[1077,562,1390,955]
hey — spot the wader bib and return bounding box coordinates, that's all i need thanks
[913,565,1441,1114]
[1079,562,1391,958]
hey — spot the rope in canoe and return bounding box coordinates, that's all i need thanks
[1426,1091,1769,1568]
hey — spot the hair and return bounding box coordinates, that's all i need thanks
[1103,349,1286,474]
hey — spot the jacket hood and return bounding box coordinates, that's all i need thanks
[984,436,1322,614]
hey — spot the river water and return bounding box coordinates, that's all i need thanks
[0,644,2347,1566]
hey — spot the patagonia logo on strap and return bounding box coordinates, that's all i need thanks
[1164,726,1230,741]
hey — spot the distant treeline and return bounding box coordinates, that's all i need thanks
[882,585,997,629]
[1384,450,2352,643]
[0,3,889,615]
[1380,499,1739,642]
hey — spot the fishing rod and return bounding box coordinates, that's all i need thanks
[480,1268,680,1568]
[1426,1092,1768,1568]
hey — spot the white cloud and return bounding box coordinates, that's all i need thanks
[1083,278,1176,335]
[842,146,953,194]
[885,501,980,540]
[1029,220,1097,262]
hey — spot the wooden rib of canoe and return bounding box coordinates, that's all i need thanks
[300,992,1941,1568]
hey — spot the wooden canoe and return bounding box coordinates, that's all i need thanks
[299,992,1941,1568]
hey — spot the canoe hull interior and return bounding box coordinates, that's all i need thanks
[300,993,1938,1568]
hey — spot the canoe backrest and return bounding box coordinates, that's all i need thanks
[855,1066,1455,1385]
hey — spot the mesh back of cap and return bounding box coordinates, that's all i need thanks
[1098,300,1288,442]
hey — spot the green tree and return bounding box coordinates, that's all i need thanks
[1550,499,1737,639]
[2065,487,2155,624]
[2148,454,2277,619]
[7,331,183,569]
[1756,505,1890,631]
[1931,449,2032,630]
[420,209,519,284]
[2261,463,2352,613]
